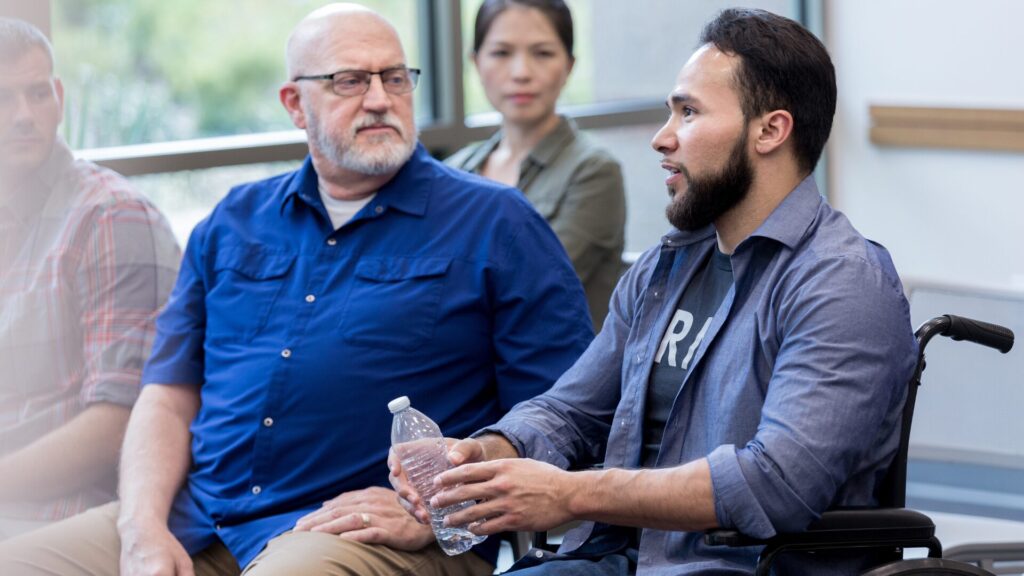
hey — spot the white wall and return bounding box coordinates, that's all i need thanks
[826,0,1024,291]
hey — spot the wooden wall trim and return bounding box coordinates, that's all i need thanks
[869,105,1024,152]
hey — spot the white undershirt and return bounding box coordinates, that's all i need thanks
[318,184,377,230]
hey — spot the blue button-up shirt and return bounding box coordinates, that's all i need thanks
[485,177,917,574]
[141,144,593,568]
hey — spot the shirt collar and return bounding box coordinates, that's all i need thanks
[657,175,822,251]
[745,175,823,250]
[281,143,433,218]
[459,115,577,173]
[660,225,716,248]
[460,129,502,173]
[4,138,73,222]
[525,115,576,168]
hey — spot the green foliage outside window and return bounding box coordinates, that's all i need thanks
[52,0,418,148]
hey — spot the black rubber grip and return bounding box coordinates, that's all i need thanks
[942,315,1015,353]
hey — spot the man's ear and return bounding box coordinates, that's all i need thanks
[753,109,794,156]
[279,83,307,130]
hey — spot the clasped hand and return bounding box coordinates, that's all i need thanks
[292,486,434,551]
[388,438,576,536]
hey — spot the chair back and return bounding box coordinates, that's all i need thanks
[875,315,1014,508]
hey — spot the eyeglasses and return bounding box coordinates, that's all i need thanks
[292,66,421,97]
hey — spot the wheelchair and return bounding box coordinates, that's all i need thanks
[703,314,1015,575]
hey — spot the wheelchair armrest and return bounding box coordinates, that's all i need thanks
[704,508,936,548]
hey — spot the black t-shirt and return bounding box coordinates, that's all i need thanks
[642,248,733,467]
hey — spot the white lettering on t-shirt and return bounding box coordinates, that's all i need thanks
[681,317,713,370]
[655,311,713,369]
[656,310,692,367]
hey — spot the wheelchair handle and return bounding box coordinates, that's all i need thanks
[941,314,1014,354]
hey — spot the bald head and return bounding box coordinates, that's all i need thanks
[286,3,404,79]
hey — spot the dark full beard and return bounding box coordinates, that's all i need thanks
[666,132,754,232]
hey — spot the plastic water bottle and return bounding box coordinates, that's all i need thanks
[389,396,487,556]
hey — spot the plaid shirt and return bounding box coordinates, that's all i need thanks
[0,140,180,520]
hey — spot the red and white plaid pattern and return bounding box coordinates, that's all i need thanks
[0,142,180,520]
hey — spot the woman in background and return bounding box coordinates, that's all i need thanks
[447,0,626,329]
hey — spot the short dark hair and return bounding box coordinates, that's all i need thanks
[0,18,55,70]
[472,0,574,58]
[699,8,836,174]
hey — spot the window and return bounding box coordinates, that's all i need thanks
[131,162,300,244]
[52,0,424,149]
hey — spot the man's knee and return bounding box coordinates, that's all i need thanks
[0,502,121,576]
[243,531,491,576]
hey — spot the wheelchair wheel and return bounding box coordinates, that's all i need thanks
[861,558,995,575]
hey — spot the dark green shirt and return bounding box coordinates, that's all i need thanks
[446,116,626,328]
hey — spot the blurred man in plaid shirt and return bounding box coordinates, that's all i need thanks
[0,18,180,537]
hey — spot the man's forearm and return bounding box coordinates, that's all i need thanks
[117,385,198,529]
[568,458,718,532]
[0,403,130,502]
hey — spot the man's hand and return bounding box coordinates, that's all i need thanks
[431,457,577,536]
[387,437,474,525]
[118,520,194,576]
[293,486,435,551]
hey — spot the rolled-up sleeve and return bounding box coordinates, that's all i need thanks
[77,200,180,407]
[708,254,916,538]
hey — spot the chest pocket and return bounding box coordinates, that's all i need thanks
[207,246,295,343]
[339,257,451,349]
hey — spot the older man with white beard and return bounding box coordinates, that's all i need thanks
[0,4,592,575]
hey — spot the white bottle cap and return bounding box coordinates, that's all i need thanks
[388,396,411,413]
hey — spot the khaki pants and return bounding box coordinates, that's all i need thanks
[0,502,495,575]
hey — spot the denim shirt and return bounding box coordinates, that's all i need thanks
[484,177,917,574]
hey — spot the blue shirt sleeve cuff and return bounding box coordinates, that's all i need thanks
[707,444,776,539]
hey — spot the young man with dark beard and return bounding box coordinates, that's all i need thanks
[391,8,917,576]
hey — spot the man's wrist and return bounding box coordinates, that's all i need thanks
[477,433,519,461]
[116,505,167,535]
[565,468,603,519]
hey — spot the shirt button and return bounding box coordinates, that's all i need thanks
[252,486,262,495]
[326,238,337,246]
[215,524,222,531]
[534,550,544,558]
[281,349,292,358]
[654,291,660,297]
[374,205,383,214]
[635,354,642,364]
[304,294,316,303]
[263,417,274,427]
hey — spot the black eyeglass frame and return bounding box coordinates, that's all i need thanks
[292,66,421,96]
